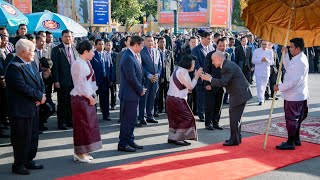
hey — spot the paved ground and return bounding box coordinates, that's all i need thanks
[0,74,319,180]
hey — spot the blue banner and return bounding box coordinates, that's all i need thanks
[93,0,109,25]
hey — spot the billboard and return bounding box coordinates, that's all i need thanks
[57,0,73,18]
[12,0,32,14]
[159,0,209,27]
[158,0,232,28]
[92,0,109,25]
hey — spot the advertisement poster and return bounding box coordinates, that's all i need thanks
[211,0,230,27]
[159,0,209,27]
[57,0,73,19]
[92,0,109,25]
[75,0,90,24]
[12,0,32,14]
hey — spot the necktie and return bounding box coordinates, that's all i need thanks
[27,64,35,76]
[67,47,72,64]
[243,46,246,57]
[148,49,154,63]
[38,50,42,58]
[101,52,107,77]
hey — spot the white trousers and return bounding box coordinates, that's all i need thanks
[255,76,269,102]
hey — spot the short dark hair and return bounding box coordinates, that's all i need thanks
[45,31,52,35]
[39,57,53,69]
[214,33,221,39]
[145,35,153,39]
[125,35,131,42]
[19,24,27,28]
[105,39,112,44]
[62,29,72,36]
[240,36,247,41]
[164,29,169,34]
[290,38,304,51]
[37,31,45,35]
[76,40,93,54]
[190,36,198,40]
[130,36,144,46]
[178,54,196,70]
[94,39,104,45]
[229,37,234,41]
[217,38,227,45]
[36,35,44,41]
[25,34,35,41]
[158,37,165,42]
[201,31,211,38]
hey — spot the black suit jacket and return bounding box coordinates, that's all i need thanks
[51,43,76,90]
[210,60,252,107]
[5,56,45,118]
[235,46,253,71]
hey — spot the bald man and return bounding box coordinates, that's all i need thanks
[201,52,252,146]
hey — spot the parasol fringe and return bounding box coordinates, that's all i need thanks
[263,0,296,150]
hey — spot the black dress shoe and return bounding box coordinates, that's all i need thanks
[140,119,147,125]
[153,113,160,117]
[118,145,136,152]
[66,124,73,128]
[205,125,215,130]
[12,168,30,175]
[258,102,262,106]
[39,126,48,131]
[223,141,239,146]
[168,139,176,144]
[129,143,143,149]
[58,126,68,130]
[103,117,111,121]
[25,163,44,170]
[276,142,295,150]
[146,119,158,123]
[135,121,142,127]
[0,133,10,138]
[111,106,116,110]
[213,125,223,130]
[174,141,191,146]
[295,140,301,146]
[198,118,205,122]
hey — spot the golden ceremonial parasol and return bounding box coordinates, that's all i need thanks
[240,0,320,149]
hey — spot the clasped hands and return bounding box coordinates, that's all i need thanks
[150,74,158,83]
[35,94,46,106]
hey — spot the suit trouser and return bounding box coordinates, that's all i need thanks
[10,113,39,170]
[155,81,169,113]
[138,80,158,120]
[229,102,246,144]
[119,100,137,147]
[0,87,8,126]
[205,87,224,126]
[255,76,269,102]
[57,88,73,127]
[242,69,251,83]
[196,84,205,119]
[98,78,110,119]
[284,100,308,143]
[110,84,117,107]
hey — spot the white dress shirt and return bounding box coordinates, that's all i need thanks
[70,57,98,97]
[252,48,274,78]
[167,67,197,100]
[278,52,309,101]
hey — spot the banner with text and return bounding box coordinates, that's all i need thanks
[12,0,32,14]
[92,0,109,25]
[158,0,209,27]
[210,0,230,27]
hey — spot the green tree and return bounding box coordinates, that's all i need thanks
[32,0,57,13]
[111,0,142,31]
[139,0,157,17]
[232,0,244,26]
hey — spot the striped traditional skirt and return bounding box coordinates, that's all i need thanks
[166,95,198,141]
[71,96,102,154]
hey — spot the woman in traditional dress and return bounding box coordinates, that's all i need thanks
[166,54,203,146]
[70,40,102,162]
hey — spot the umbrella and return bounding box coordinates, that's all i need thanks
[241,0,320,149]
[26,10,88,38]
[0,0,28,35]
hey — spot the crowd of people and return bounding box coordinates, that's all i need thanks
[0,24,311,175]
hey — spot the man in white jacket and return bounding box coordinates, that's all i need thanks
[274,38,309,150]
[252,41,274,105]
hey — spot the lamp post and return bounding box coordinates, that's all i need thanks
[170,0,181,35]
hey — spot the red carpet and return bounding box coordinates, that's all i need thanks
[57,135,320,180]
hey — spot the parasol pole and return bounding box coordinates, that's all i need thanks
[263,0,296,150]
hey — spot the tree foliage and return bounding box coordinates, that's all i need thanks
[111,0,142,31]
[32,0,57,13]
[232,0,244,26]
[138,0,157,17]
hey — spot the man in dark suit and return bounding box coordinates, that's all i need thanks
[116,36,131,85]
[138,36,162,124]
[163,29,172,50]
[104,39,118,110]
[91,39,115,121]
[51,30,77,130]
[154,37,174,115]
[235,36,253,83]
[201,51,252,146]
[192,31,214,122]
[5,39,46,175]
[118,36,146,152]
[203,38,229,131]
